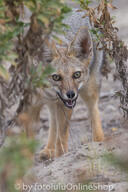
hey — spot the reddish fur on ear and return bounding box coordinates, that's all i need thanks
[80,37,90,55]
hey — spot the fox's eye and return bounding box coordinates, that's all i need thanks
[52,74,62,81]
[73,71,81,79]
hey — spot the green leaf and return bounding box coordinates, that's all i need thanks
[0,65,10,80]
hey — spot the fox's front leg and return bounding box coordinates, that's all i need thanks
[55,104,72,157]
[83,96,104,142]
[88,100,104,141]
[80,77,104,142]
[39,103,57,160]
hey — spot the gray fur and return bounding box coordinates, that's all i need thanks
[63,9,91,41]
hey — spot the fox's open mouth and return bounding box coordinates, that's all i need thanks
[57,92,78,109]
[64,99,76,108]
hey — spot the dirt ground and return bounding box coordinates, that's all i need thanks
[22,1,128,192]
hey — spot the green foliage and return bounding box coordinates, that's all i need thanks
[90,28,104,41]
[78,0,92,9]
[0,0,71,81]
[103,152,128,174]
[30,63,55,88]
[24,0,71,33]
[0,1,71,190]
[0,64,10,80]
[0,0,22,79]
[0,134,38,192]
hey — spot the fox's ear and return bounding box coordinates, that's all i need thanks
[42,40,60,63]
[69,27,93,62]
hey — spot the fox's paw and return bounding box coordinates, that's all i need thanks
[93,134,104,142]
[37,148,55,162]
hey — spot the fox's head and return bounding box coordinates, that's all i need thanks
[44,27,93,108]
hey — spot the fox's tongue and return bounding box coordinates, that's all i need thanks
[65,99,76,108]
[67,100,72,105]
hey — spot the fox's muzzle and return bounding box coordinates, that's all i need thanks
[57,91,78,109]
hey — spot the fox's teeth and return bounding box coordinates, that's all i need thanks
[66,100,75,107]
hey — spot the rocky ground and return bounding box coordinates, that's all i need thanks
[21,0,128,192]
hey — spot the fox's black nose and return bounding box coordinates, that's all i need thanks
[66,90,75,99]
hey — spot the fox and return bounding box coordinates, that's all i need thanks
[18,9,105,160]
